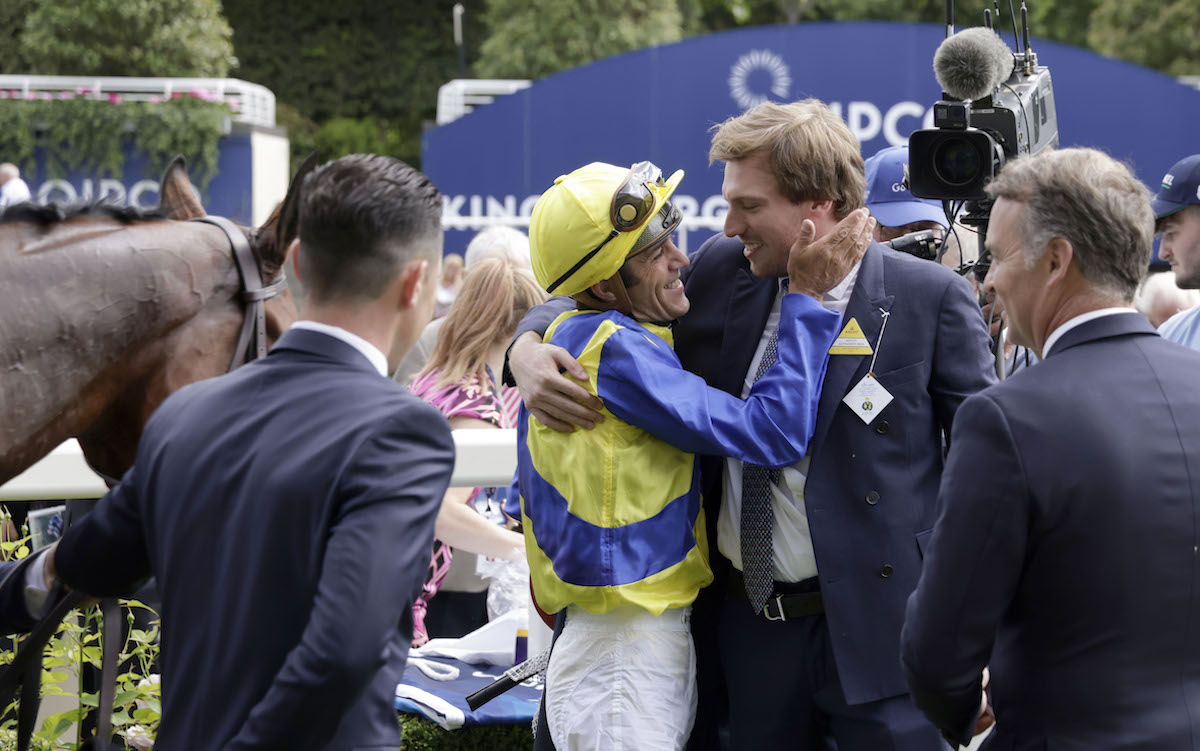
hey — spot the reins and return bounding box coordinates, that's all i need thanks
[0,214,286,750]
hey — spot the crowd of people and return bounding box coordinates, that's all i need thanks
[0,94,1198,751]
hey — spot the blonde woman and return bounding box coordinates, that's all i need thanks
[408,255,547,645]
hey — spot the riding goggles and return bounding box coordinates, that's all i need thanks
[545,161,679,294]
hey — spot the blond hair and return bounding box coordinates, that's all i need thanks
[420,256,547,392]
[709,99,865,219]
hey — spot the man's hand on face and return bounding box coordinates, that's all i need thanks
[787,208,875,299]
[509,332,604,433]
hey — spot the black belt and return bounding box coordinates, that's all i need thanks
[729,567,824,621]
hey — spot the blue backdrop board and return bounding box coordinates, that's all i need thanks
[424,21,1200,255]
[23,129,257,226]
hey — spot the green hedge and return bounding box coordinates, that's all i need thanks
[401,715,533,751]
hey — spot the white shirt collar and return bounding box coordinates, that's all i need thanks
[289,320,389,376]
[1042,307,1136,357]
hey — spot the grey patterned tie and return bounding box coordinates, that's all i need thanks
[741,278,787,612]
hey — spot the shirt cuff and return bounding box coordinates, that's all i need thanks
[23,551,50,618]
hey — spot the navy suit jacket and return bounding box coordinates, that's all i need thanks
[902,313,1200,750]
[55,328,455,751]
[0,556,40,634]
[677,236,995,705]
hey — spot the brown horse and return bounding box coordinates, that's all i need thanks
[0,158,303,486]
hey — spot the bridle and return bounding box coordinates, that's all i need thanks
[191,215,290,369]
[0,214,289,751]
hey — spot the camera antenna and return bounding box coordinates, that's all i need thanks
[1020,2,1035,72]
[984,8,993,29]
[944,0,954,38]
[1006,0,1023,52]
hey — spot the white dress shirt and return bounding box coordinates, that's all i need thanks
[717,261,862,582]
[290,320,389,376]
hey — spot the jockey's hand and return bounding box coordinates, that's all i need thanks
[787,208,874,299]
[510,331,604,433]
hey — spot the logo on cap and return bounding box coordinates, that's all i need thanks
[1163,174,1175,188]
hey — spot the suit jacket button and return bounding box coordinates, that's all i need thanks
[875,420,890,435]
[865,491,879,505]
[879,564,894,578]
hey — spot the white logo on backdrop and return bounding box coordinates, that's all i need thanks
[728,49,791,110]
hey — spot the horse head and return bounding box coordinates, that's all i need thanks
[60,159,304,479]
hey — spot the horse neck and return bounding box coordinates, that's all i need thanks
[0,218,243,481]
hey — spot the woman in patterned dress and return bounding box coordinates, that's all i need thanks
[408,255,547,645]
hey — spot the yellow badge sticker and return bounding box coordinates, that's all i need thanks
[829,317,874,355]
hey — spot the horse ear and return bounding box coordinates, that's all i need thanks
[158,155,206,220]
[272,152,320,261]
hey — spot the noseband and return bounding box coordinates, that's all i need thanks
[190,215,289,370]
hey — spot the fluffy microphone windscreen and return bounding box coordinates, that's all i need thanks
[933,28,1015,102]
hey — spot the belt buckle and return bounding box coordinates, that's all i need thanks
[762,595,787,622]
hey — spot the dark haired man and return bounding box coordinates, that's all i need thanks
[52,154,455,750]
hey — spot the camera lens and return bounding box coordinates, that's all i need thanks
[933,138,983,187]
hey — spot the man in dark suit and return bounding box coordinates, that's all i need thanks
[901,147,1200,749]
[511,99,995,750]
[51,154,456,750]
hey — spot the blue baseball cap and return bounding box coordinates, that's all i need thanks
[864,145,948,230]
[1151,154,1200,220]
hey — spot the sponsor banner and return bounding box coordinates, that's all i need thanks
[424,21,1200,256]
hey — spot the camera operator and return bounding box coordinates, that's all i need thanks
[864,145,950,263]
[902,146,1200,749]
[1151,153,1200,350]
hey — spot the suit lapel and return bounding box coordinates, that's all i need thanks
[715,266,776,396]
[810,244,894,453]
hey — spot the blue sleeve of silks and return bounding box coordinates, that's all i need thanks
[596,293,840,468]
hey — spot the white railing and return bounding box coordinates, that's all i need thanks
[436,79,531,125]
[0,432,517,500]
[0,75,276,129]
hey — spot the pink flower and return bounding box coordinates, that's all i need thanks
[57,91,73,99]
[149,95,161,104]
[107,93,122,104]
[229,97,241,108]
[23,92,35,100]
[74,86,89,95]
[171,92,184,99]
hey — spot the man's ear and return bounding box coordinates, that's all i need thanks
[1044,237,1075,285]
[289,239,303,284]
[398,259,430,309]
[809,199,835,217]
[588,279,618,304]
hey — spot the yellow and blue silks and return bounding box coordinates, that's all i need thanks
[519,293,841,616]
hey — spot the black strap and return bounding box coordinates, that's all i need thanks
[191,215,287,369]
[94,599,121,745]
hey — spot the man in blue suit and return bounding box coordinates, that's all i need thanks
[902,147,1200,749]
[52,154,456,750]
[511,99,995,750]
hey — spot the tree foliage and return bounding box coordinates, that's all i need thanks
[223,0,488,169]
[1088,0,1200,77]
[474,0,684,80]
[16,0,236,77]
